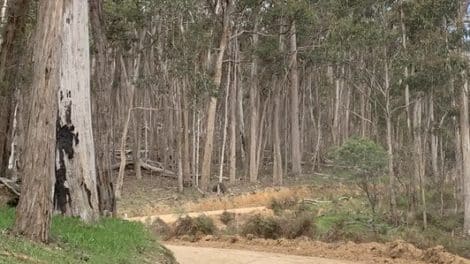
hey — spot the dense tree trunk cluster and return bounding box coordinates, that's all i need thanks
[1,0,470,242]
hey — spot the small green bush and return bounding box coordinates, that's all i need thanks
[172,215,216,237]
[331,137,388,213]
[220,211,235,225]
[241,214,281,239]
[269,197,298,215]
[193,215,216,234]
[279,212,315,239]
[150,217,171,240]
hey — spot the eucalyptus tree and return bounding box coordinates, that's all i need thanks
[90,0,116,215]
[14,0,63,243]
[0,0,30,178]
[54,0,99,222]
[200,0,233,190]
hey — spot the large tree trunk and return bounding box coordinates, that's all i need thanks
[0,0,29,177]
[89,0,116,215]
[14,0,63,243]
[459,2,470,236]
[200,1,231,190]
[54,0,98,222]
[461,72,470,235]
[289,21,302,177]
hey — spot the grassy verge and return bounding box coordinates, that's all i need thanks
[0,207,175,264]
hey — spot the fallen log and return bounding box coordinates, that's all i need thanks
[0,177,20,196]
[110,160,176,178]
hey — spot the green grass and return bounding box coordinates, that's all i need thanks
[0,207,175,264]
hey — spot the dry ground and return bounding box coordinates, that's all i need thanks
[119,172,470,264]
[166,244,359,264]
[118,170,359,218]
[167,236,470,264]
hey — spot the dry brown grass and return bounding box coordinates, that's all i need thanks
[118,170,360,218]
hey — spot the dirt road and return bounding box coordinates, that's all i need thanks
[126,206,269,224]
[165,245,360,264]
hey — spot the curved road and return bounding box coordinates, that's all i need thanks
[166,245,359,264]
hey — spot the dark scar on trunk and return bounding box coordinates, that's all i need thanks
[54,103,79,214]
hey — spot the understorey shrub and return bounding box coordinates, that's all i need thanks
[172,215,216,237]
[150,217,171,240]
[241,214,281,239]
[220,211,236,225]
[269,197,298,215]
[279,211,316,239]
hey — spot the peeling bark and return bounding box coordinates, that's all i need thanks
[54,0,98,222]
[14,0,63,243]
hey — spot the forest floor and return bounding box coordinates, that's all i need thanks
[119,170,470,264]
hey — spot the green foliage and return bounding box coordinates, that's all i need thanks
[241,211,316,240]
[172,215,216,237]
[278,211,316,239]
[269,197,299,215]
[331,137,388,178]
[331,138,388,212]
[0,207,174,264]
[219,211,235,225]
[241,214,281,239]
[316,212,390,243]
[150,217,171,240]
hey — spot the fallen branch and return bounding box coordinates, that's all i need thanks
[301,199,332,205]
[0,250,44,263]
[0,177,20,196]
[110,161,176,178]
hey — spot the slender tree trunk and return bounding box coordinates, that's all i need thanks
[332,73,341,145]
[273,80,283,185]
[200,1,231,190]
[400,1,412,136]
[236,49,246,178]
[132,101,142,180]
[289,21,302,177]
[14,0,63,243]
[384,49,397,222]
[249,17,259,183]
[182,80,191,185]
[218,62,231,190]
[116,30,145,199]
[0,0,29,177]
[54,0,99,222]
[229,36,238,184]
[89,0,116,215]
[430,92,439,179]
[413,96,427,228]
[176,82,184,192]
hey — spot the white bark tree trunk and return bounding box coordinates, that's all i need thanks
[289,21,302,177]
[249,18,259,183]
[460,73,470,235]
[54,0,98,222]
